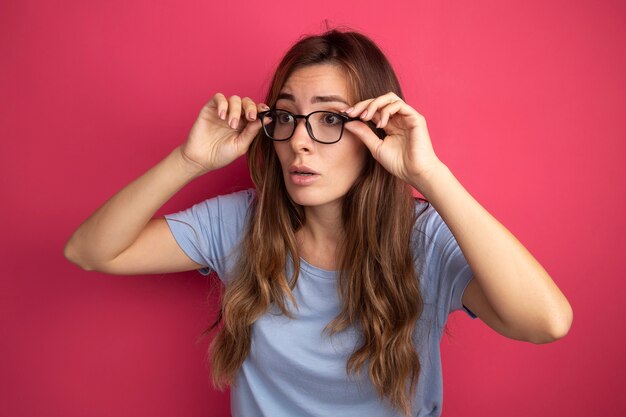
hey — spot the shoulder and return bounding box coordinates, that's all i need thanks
[411,199,455,268]
[207,188,256,211]
[190,188,256,223]
[163,188,256,242]
[412,199,439,237]
[218,188,257,205]
[162,189,257,279]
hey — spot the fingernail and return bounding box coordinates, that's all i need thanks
[345,107,354,114]
[229,118,238,129]
[219,111,226,120]
[376,121,381,128]
[361,110,368,118]
[248,112,256,121]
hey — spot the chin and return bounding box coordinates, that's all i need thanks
[285,187,320,207]
[284,185,343,209]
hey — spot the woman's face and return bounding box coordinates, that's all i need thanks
[272,64,369,212]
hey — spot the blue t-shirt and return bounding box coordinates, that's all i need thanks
[164,189,476,417]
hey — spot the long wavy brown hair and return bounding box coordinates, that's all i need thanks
[205,29,425,416]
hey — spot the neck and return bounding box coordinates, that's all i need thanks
[296,202,344,270]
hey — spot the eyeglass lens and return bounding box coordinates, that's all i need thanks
[262,110,344,143]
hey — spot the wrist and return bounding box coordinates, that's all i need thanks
[171,146,210,181]
[408,161,449,194]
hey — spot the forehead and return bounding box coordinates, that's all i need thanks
[279,64,353,104]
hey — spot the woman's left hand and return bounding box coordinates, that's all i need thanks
[343,92,444,189]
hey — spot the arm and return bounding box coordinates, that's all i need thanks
[343,93,573,344]
[64,94,266,275]
[64,146,205,274]
[413,163,572,344]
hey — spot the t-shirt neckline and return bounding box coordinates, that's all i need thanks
[289,256,337,280]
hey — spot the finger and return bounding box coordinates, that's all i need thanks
[242,97,258,122]
[377,100,404,128]
[344,120,384,160]
[371,96,425,131]
[343,92,401,120]
[256,103,270,124]
[368,113,381,128]
[363,116,387,139]
[227,95,242,129]
[342,98,374,117]
[213,93,228,120]
[237,117,263,150]
[361,93,401,122]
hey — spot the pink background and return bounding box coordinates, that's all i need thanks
[1,0,625,416]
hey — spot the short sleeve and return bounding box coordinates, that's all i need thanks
[162,189,255,283]
[414,202,477,327]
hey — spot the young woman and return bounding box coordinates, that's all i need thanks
[65,29,573,417]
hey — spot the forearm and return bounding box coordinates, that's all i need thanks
[411,163,572,338]
[65,146,204,268]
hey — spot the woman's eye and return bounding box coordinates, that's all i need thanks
[277,113,294,124]
[322,113,341,125]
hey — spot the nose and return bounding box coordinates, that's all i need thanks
[289,118,315,153]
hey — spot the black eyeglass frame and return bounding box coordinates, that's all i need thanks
[258,108,363,144]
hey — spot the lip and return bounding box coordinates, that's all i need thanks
[289,165,320,175]
[288,164,320,186]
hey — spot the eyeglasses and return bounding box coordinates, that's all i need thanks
[258,109,361,144]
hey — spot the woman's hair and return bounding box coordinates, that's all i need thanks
[205,29,424,417]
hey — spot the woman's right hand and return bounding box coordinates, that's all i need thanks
[180,93,268,174]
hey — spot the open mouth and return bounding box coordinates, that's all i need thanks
[289,165,320,176]
[288,166,320,185]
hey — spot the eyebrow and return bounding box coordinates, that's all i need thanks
[276,92,349,105]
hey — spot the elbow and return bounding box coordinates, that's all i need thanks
[550,303,574,341]
[63,238,95,271]
[532,303,574,344]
